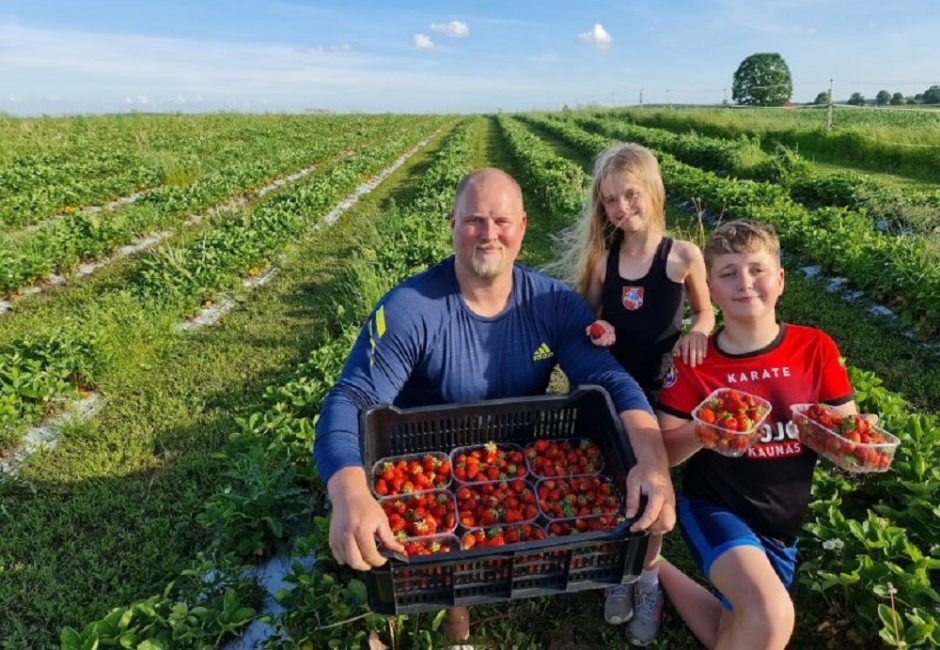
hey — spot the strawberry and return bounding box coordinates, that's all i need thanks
[588,322,606,339]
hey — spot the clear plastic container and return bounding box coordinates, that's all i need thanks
[524,437,605,478]
[534,474,622,521]
[379,489,458,538]
[543,513,626,537]
[397,533,461,557]
[692,388,772,457]
[453,478,539,528]
[450,442,528,483]
[370,451,451,498]
[791,403,899,473]
[460,523,548,550]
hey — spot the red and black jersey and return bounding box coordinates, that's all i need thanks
[658,323,853,543]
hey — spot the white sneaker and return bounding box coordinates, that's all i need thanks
[604,584,634,625]
[627,582,663,646]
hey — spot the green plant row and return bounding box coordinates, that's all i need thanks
[0,332,99,448]
[0,119,443,452]
[0,113,408,230]
[60,118,478,649]
[0,116,418,295]
[592,106,940,184]
[573,114,940,237]
[494,115,586,218]
[521,114,940,339]
[128,120,444,310]
[509,114,940,648]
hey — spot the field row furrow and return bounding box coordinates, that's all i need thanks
[0,116,419,299]
[0,118,446,451]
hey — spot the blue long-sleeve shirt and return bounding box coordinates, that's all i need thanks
[314,257,652,484]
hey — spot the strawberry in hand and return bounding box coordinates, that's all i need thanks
[586,320,615,347]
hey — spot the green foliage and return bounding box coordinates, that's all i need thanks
[891,92,906,106]
[876,90,892,106]
[800,367,940,648]
[731,53,793,106]
[814,91,831,105]
[923,85,940,105]
[197,443,311,560]
[60,558,259,650]
[0,330,99,445]
[848,92,866,106]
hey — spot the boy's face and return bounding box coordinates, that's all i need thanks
[707,249,784,323]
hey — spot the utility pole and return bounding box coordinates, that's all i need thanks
[666,88,672,109]
[827,78,834,129]
[639,88,643,106]
[723,88,727,106]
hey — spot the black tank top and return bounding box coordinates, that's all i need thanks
[600,235,685,394]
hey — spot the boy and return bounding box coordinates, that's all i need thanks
[654,220,870,649]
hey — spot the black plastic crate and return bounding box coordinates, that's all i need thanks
[361,385,650,615]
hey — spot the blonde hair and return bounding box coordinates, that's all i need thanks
[703,219,781,272]
[567,143,666,296]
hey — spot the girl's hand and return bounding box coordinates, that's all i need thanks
[586,319,616,347]
[676,330,708,367]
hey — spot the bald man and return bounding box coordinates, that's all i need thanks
[314,168,675,644]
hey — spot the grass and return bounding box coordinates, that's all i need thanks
[0,124,456,648]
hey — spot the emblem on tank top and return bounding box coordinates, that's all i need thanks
[622,286,644,310]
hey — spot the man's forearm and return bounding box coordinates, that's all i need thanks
[327,465,369,502]
[620,409,670,470]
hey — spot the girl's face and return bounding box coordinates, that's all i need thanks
[600,172,653,234]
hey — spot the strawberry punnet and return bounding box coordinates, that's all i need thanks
[372,452,451,496]
[693,388,771,457]
[793,403,898,473]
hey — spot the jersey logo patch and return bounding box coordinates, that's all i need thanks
[663,361,678,388]
[532,342,554,362]
[367,305,387,367]
[622,286,644,310]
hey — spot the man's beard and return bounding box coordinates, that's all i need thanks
[470,247,506,278]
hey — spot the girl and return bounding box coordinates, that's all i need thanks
[571,142,714,646]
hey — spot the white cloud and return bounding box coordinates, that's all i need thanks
[295,44,352,54]
[430,20,469,38]
[578,23,613,49]
[412,33,435,50]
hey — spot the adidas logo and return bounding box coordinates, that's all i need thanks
[532,342,553,362]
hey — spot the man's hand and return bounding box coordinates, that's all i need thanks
[625,458,677,534]
[326,466,404,570]
[619,409,677,535]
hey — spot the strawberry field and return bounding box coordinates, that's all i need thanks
[0,109,938,649]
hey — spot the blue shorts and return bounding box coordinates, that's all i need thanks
[677,495,798,611]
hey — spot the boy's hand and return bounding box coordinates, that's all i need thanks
[586,319,616,347]
[676,330,708,367]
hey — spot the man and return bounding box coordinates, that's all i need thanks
[314,168,676,645]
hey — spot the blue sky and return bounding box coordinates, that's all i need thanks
[2,0,939,115]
